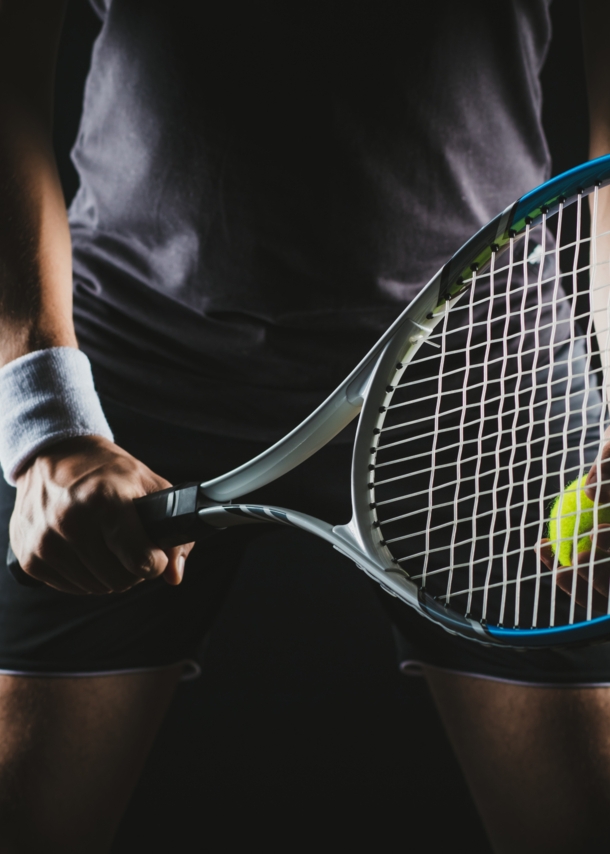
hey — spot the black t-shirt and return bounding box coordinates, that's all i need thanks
[71,0,553,440]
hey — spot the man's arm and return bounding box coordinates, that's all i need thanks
[0,0,75,364]
[538,2,610,605]
[581,0,610,369]
[581,0,610,162]
[0,0,191,593]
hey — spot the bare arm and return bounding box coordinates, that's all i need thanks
[581,0,610,370]
[581,0,610,162]
[0,1,192,593]
[0,0,76,366]
[538,2,610,606]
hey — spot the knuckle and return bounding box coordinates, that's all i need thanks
[70,481,110,512]
[59,483,123,538]
[136,555,158,578]
[36,532,60,565]
[19,554,41,579]
[54,510,77,540]
[134,552,162,578]
[54,491,93,531]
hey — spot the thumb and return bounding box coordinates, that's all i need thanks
[585,464,598,502]
[162,543,194,586]
[584,462,610,503]
[586,435,610,503]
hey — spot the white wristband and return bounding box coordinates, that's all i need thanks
[0,347,114,485]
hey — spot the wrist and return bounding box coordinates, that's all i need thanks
[14,434,114,481]
[0,329,79,370]
[0,347,113,485]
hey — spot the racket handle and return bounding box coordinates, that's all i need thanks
[133,482,219,548]
[7,483,219,588]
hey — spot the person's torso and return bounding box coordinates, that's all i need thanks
[71,0,554,437]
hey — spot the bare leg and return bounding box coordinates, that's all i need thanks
[0,666,182,854]
[424,666,610,853]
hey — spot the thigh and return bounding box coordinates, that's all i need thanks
[424,666,610,854]
[0,667,182,853]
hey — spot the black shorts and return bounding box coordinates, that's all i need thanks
[2,397,610,685]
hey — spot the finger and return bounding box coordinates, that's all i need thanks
[577,549,610,600]
[593,524,610,553]
[30,530,118,595]
[19,522,145,595]
[554,563,577,600]
[569,551,610,612]
[555,561,591,609]
[553,553,610,611]
[22,553,95,596]
[70,533,147,593]
[537,532,610,611]
[536,538,555,573]
[10,503,113,595]
[541,540,610,612]
[585,459,610,504]
[101,502,169,581]
[572,576,609,613]
[538,539,597,608]
[162,544,193,586]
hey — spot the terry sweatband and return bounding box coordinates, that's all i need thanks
[0,347,114,485]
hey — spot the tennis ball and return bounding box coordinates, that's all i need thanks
[548,475,610,567]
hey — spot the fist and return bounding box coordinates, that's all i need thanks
[9,435,193,594]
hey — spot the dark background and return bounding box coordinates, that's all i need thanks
[51,2,588,850]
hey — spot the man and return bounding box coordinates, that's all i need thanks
[1,1,610,850]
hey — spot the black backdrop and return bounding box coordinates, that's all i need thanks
[50,3,588,850]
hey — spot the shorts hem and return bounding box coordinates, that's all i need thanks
[0,658,201,682]
[399,659,610,688]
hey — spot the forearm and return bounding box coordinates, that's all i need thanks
[581,0,610,374]
[581,0,610,160]
[0,0,75,368]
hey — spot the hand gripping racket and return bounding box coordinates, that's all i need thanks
[9,155,610,648]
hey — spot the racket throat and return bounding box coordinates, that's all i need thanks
[330,521,420,602]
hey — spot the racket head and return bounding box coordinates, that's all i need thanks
[349,154,610,647]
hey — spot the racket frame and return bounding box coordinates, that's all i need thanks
[192,155,610,647]
[201,156,610,502]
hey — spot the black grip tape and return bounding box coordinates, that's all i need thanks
[134,482,219,548]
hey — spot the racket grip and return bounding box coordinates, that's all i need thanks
[7,483,218,588]
[134,483,219,548]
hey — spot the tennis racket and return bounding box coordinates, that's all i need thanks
[9,155,610,648]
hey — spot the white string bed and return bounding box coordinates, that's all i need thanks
[373,190,610,630]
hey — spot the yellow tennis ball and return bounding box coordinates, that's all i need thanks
[548,475,610,567]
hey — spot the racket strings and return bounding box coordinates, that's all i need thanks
[369,194,610,629]
[397,311,609,378]
[376,462,610,520]
[377,406,602,452]
[384,374,601,427]
[449,226,610,292]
